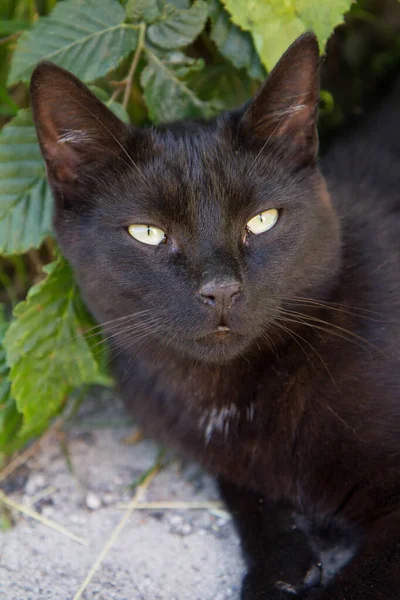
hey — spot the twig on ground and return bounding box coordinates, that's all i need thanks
[129,448,165,491]
[0,490,87,545]
[122,429,144,445]
[27,485,57,507]
[57,430,74,475]
[72,454,163,600]
[116,500,224,511]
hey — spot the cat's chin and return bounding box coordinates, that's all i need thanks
[181,331,251,364]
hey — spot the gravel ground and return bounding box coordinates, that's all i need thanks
[0,390,244,600]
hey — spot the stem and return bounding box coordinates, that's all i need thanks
[109,86,122,103]
[122,23,146,111]
[27,248,45,280]
[0,31,21,46]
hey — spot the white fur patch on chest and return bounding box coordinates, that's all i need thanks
[199,402,255,444]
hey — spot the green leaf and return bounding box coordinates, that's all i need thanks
[0,19,30,34]
[0,86,19,118]
[4,257,106,433]
[168,0,191,8]
[0,396,23,453]
[0,309,23,452]
[125,0,163,23]
[189,62,258,110]
[8,0,138,85]
[208,0,265,81]
[142,50,219,123]
[221,0,353,71]
[0,109,53,256]
[147,0,208,50]
[89,86,130,123]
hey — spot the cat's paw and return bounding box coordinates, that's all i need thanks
[241,565,321,600]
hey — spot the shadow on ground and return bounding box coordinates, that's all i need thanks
[0,390,244,600]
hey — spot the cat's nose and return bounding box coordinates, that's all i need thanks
[198,278,242,310]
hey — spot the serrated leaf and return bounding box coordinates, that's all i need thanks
[0,396,23,452]
[147,0,208,50]
[0,309,23,454]
[4,258,106,432]
[9,0,138,85]
[125,0,163,23]
[221,0,353,71]
[142,50,219,123]
[0,109,53,256]
[208,0,265,81]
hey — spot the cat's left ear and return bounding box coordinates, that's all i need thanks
[239,32,320,166]
[30,62,130,188]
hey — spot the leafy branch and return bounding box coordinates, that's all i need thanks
[123,22,146,110]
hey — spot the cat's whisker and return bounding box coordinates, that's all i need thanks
[246,107,309,180]
[274,318,337,388]
[70,97,152,190]
[245,114,288,179]
[272,320,316,370]
[276,311,325,343]
[71,309,153,341]
[79,321,157,348]
[87,317,165,353]
[118,321,175,381]
[107,317,165,340]
[259,331,278,358]
[83,314,162,342]
[71,309,154,340]
[152,331,179,366]
[107,321,168,363]
[277,308,380,356]
[117,326,168,367]
[281,296,383,320]
[63,137,139,174]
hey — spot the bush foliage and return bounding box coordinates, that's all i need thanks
[0,0,397,458]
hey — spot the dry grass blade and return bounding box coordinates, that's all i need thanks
[72,457,163,600]
[0,490,87,546]
[27,485,57,506]
[116,500,224,510]
[122,429,145,445]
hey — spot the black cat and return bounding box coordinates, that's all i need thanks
[30,33,400,599]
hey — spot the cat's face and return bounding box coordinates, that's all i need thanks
[31,33,341,364]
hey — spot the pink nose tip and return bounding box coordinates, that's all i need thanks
[198,279,242,310]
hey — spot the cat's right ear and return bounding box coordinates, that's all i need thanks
[239,32,320,167]
[30,62,129,187]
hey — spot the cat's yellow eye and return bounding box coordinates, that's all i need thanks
[246,209,279,235]
[127,224,166,245]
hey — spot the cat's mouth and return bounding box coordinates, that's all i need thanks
[196,325,234,341]
[193,325,249,353]
[214,325,231,337]
[188,326,249,363]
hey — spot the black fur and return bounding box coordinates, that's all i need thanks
[30,32,400,599]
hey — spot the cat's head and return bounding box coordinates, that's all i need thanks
[31,32,341,364]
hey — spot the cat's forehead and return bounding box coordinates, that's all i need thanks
[109,122,300,235]
[150,124,238,179]
[127,125,284,223]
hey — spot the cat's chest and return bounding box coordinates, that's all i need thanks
[117,354,311,495]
